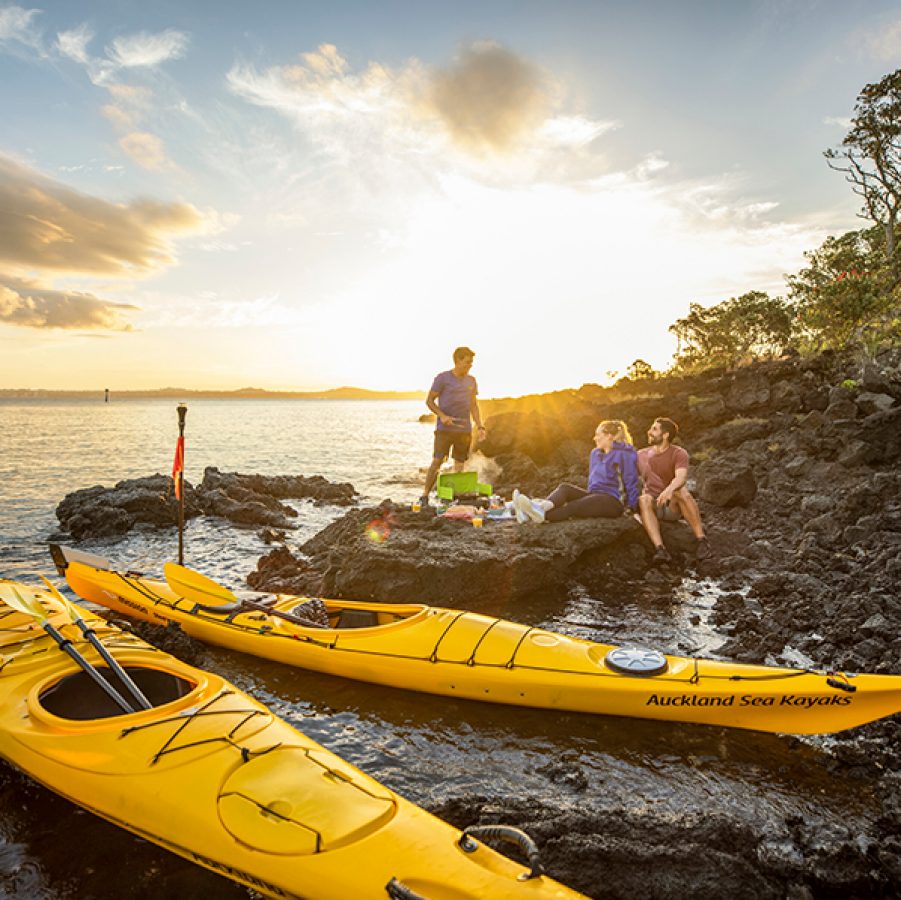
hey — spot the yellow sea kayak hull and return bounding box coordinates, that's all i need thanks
[62,561,901,735]
[0,579,584,900]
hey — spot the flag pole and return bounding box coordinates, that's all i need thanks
[176,404,187,565]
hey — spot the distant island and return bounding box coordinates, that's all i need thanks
[0,386,424,400]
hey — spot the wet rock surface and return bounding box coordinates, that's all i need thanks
[54,466,357,538]
[430,788,901,900]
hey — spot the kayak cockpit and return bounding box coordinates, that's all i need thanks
[37,666,195,720]
[192,593,430,633]
[321,603,425,630]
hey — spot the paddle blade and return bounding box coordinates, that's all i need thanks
[164,562,238,605]
[0,585,49,623]
[39,575,83,624]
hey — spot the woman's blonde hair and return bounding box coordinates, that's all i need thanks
[599,419,633,445]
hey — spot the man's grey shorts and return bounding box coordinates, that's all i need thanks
[656,501,681,522]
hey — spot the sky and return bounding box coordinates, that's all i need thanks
[0,1,899,397]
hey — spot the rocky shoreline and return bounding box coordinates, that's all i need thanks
[244,347,901,897]
[52,347,901,897]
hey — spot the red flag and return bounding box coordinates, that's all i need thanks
[171,435,185,500]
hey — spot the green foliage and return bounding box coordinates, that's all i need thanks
[669,291,795,372]
[626,359,658,381]
[785,225,899,350]
[840,378,859,391]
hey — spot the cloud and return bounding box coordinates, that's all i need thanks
[225,40,619,200]
[54,23,188,89]
[118,131,168,170]
[101,85,173,167]
[0,4,41,50]
[0,155,207,276]
[107,28,188,68]
[0,155,218,330]
[823,115,852,129]
[56,23,93,64]
[227,44,422,135]
[426,42,550,153]
[860,18,901,61]
[0,276,137,330]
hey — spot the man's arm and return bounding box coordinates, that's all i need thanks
[470,394,486,436]
[657,466,688,505]
[427,390,454,427]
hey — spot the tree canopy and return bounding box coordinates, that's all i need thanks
[669,291,794,372]
[786,226,899,350]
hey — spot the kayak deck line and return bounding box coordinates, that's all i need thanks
[107,574,838,686]
[119,689,280,767]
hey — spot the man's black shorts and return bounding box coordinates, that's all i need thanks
[433,429,472,462]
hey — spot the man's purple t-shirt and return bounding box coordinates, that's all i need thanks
[430,370,478,432]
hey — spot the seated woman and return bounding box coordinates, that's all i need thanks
[514,420,639,523]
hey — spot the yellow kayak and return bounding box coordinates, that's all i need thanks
[55,547,901,735]
[0,577,585,900]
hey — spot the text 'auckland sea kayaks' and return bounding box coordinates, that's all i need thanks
[53,545,901,736]
[0,576,585,900]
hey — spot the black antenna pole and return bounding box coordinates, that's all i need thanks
[177,404,187,565]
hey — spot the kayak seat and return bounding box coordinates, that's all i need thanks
[336,609,380,629]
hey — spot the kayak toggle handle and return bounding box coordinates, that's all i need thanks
[826,673,857,693]
[384,877,428,899]
[458,824,544,880]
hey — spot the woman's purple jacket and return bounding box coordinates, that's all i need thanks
[587,440,640,510]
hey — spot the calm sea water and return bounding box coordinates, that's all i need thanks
[0,397,434,582]
[0,399,884,899]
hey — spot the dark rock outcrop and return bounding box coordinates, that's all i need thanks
[56,466,358,538]
[54,475,202,540]
[247,503,700,605]
[695,462,757,507]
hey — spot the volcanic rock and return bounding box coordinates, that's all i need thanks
[55,466,358,539]
[54,475,201,540]
[695,463,757,507]
[248,503,699,606]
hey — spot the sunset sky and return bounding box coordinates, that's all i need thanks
[1,0,899,396]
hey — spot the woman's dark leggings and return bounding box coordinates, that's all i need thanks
[545,483,623,522]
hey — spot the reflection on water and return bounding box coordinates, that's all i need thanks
[0,398,886,898]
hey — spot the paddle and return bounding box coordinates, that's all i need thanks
[0,584,135,714]
[39,576,152,711]
[164,563,322,629]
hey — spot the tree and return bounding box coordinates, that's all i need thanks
[786,226,899,350]
[824,68,901,277]
[626,359,658,381]
[669,291,795,372]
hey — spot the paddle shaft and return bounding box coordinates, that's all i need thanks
[43,621,135,714]
[74,620,153,710]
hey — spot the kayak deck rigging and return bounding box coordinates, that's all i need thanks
[113,572,839,688]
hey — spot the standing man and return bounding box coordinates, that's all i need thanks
[637,417,711,563]
[420,346,486,507]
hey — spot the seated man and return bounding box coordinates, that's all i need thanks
[637,417,711,563]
